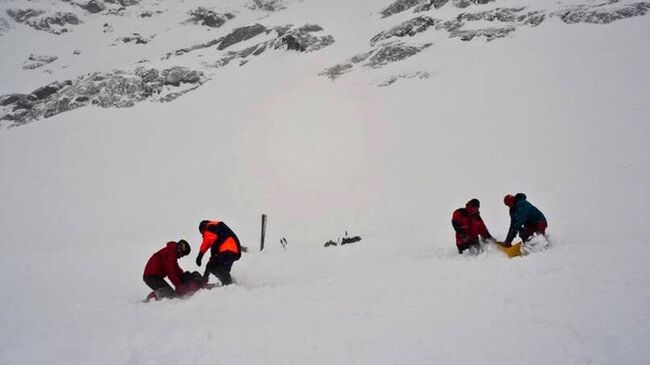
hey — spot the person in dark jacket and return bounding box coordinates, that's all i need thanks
[452,198,494,254]
[195,220,242,286]
[503,193,547,247]
[143,240,192,300]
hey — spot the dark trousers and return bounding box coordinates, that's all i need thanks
[203,253,237,286]
[457,239,481,254]
[519,222,548,242]
[143,275,175,299]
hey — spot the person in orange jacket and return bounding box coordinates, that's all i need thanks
[195,220,242,286]
[143,239,192,299]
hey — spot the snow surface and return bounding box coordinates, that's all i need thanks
[1,0,649,364]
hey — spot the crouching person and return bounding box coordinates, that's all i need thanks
[452,198,494,254]
[143,239,192,301]
[195,220,242,286]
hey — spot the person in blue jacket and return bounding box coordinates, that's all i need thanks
[503,193,547,247]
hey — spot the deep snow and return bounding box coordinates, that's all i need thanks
[1,0,649,364]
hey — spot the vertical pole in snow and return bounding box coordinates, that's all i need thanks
[260,214,267,251]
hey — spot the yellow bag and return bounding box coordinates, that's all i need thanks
[496,242,523,258]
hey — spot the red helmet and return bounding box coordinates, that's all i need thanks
[503,194,515,207]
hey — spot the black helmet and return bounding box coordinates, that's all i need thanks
[199,220,210,233]
[177,239,191,256]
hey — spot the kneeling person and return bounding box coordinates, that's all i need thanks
[143,239,192,300]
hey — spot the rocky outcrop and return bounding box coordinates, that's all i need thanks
[6,9,82,34]
[218,24,268,50]
[380,0,424,18]
[452,0,495,9]
[104,0,140,6]
[0,67,205,126]
[78,0,106,14]
[558,2,650,24]
[371,16,440,45]
[450,26,516,41]
[320,42,431,79]
[187,7,235,28]
[212,24,335,67]
[23,54,59,70]
[247,0,286,12]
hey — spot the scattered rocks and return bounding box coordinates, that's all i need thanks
[187,7,235,28]
[378,71,430,87]
[270,24,335,52]
[23,54,59,70]
[7,9,81,34]
[117,33,155,45]
[247,0,286,12]
[452,0,495,9]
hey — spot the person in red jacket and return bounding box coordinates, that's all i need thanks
[452,198,494,254]
[195,220,242,286]
[143,239,192,299]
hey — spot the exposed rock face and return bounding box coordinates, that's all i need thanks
[23,54,59,70]
[247,0,286,12]
[450,26,516,41]
[6,9,82,34]
[320,42,431,79]
[271,24,335,52]
[218,24,268,50]
[558,2,650,24]
[212,24,335,67]
[187,7,235,28]
[371,16,440,45]
[104,0,140,6]
[452,0,495,9]
[380,0,424,18]
[0,67,205,127]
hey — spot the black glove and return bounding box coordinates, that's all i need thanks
[196,252,204,267]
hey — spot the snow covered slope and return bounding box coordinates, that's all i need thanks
[0,0,649,364]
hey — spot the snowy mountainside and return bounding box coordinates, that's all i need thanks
[0,0,649,364]
[0,0,649,126]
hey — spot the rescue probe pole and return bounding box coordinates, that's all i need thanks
[260,214,267,251]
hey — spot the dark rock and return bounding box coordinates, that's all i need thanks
[31,80,72,100]
[104,0,139,5]
[118,33,154,44]
[450,26,515,41]
[559,2,650,24]
[453,0,495,9]
[415,0,450,12]
[271,24,334,52]
[218,24,267,50]
[6,9,44,23]
[8,10,82,34]
[366,42,432,68]
[23,54,58,70]
[247,0,286,12]
[188,7,235,28]
[0,94,35,107]
[80,0,106,14]
[371,16,439,45]
[380,0,424,18]
[1,66,205,126]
